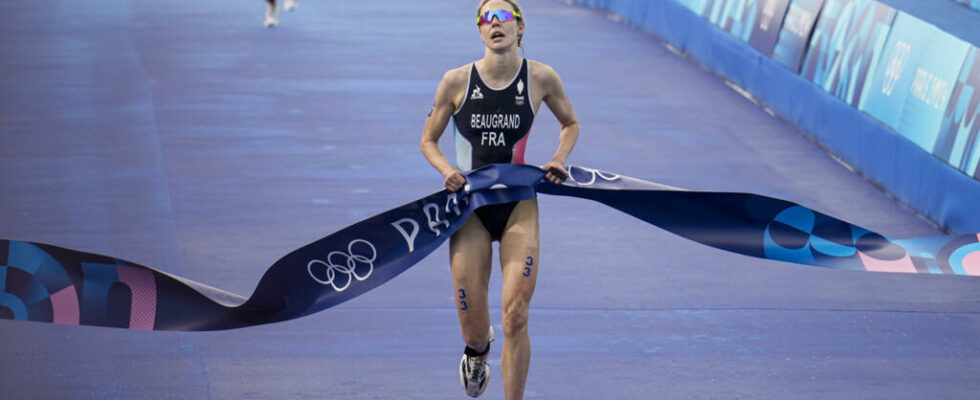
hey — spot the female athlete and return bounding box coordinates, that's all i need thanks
[419,1,580,398]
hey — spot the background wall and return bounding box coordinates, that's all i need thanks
[570,0,980,233]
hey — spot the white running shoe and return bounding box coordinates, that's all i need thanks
[459,326,494,397]
[284,0,297,12]
[264,5,278,27]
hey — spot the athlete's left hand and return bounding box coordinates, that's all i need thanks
[542,161,568,184]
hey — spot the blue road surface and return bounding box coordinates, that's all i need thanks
[2,0,979,398]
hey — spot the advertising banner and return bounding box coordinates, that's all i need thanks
[714,0,759,40]
[859,12,932,129]
[702,0,732,22]
[747,0,793,56]
[679,0,791,56]
[894,24,971,151]
[772,0,825,72]
[934,47,980,180]
[800,0,895,107]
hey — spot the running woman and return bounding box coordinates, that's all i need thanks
[420,1,579,398]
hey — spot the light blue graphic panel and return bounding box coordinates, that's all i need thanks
[677,0,711,14]
[800,0,896,107]
[747,0,792,56]
[858,12,931,129]
[718,0,759,42]
[771,0,825,72]
[895,24,970,151]
[935,47,980,180]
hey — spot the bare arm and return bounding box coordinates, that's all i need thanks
[539,65,580,183]
[420,69,467,191]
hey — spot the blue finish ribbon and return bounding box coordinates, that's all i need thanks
[1,164,978,331]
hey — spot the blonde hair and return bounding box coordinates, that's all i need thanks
[477,0,525,49]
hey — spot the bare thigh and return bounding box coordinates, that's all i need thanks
[449,213,493,345]
[499,199,540,332]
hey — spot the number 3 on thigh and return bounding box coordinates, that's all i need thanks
[458,288,468,311]
[523,256,534,277]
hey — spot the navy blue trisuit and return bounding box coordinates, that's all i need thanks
[452,58,535,241]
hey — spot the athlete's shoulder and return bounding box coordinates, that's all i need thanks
[527,59,561,87]
[526,59,553,70]
[441,63,473,89]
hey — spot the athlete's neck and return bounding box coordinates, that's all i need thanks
[478,48,521,87]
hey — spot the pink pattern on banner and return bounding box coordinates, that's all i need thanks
[49,286,79,325]
[858,251,917,274]
[117,265,157,330]
[963,250,980,276]
[512,132,529,165]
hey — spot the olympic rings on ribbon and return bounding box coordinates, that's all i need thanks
[307,239,378,292]
[566,165,621,186]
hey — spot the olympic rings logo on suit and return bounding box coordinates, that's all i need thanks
[307,239,377,292]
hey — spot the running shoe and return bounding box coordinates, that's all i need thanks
[284,0,297,12]
[264,5,278,27]
[459,326,494,397]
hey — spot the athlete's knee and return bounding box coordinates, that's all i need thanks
[501,300,530,337]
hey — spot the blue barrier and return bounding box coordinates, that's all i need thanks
[568,0,980,233]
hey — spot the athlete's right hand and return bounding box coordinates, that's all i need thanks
[444,170,466,192]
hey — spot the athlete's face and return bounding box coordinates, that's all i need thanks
[478,1,524,51]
